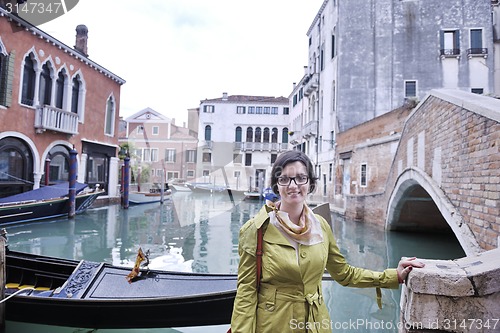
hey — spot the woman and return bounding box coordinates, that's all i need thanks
[230,150,424,333]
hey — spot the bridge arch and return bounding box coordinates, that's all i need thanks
[386,167,481,255]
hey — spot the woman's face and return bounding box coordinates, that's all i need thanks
[277,161,310,208]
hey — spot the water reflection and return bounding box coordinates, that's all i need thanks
[4,192,464,332]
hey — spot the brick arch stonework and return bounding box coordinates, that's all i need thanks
[386,167,481,255]
[384,89,500,252]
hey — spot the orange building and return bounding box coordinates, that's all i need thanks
[119,108,198,190]
[0,8,125,198]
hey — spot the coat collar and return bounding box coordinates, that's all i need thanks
[254,204,295,247]
[253,204,273,229]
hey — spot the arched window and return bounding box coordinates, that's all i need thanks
[282,128,289,143]
[263,127,270,143]
[255,127,262,142]
[0,137,34,197]
[246,127,253,142]
[42,145,70,184]
[204,125,212,141]
[271,128,278,143]
[235,126,242,142]
[21,54,36,106]
[55,69,66,109]
[71,75,81,114]
[105,96,115,135]
[39,62,52,106]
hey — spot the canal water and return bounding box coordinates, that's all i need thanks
[4,192,465,333]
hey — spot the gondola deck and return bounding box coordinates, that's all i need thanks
[5,251,236,328]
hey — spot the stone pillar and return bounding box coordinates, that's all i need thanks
[79,153,87,183]
[108,156,119,197]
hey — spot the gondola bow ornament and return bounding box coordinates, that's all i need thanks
[126,247,147,283]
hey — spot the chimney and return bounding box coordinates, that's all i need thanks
[222,92,228,101]
[74,24,89,57]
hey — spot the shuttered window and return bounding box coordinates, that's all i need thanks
[0,50,14,107]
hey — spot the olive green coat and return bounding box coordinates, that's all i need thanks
[230,205,399,333]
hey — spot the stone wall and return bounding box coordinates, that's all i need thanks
[400,248,500,333]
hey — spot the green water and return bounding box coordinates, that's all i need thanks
[4,192,465,332]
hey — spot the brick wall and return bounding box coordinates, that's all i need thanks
[335,107,411,224]
[385,92,500,250]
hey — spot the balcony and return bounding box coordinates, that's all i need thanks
[302,120,318,139]
[34,105,78,135]
[467,48,488,59]
[234,142,243,150]
[239,142,288,152]
[303,73,319,96]
[202,140,213,150]
[440,48,460,60]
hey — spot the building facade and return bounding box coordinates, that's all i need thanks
[196,93,290,192]
[0,7,125,199]
[119,108,198,189]
[289,0,496,202]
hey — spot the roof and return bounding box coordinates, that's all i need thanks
[125,107,172,122]
[307,0,328,36]
[201,95,289,104]
[0,7,125,85]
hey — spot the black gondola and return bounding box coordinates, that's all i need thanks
[5,250,237,329]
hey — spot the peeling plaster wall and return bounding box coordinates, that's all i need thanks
[336,0,494,131]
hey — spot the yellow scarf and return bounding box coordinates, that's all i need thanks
[267,201,323,245]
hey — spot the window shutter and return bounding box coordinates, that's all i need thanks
[439,30,444,50]
[455,30,460,49]
[1,51,15,107]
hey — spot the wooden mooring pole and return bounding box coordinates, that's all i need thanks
[0,229,6,331]
[68,148,78,218]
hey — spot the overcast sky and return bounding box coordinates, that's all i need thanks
[39,0,323,126]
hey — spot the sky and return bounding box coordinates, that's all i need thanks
[38,0,324,126]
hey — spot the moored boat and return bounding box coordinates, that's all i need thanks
[128,189,172,205]
[0,182,102,225]
[170,183,191,192]
[243,191,262,200]
[185,182,228,193]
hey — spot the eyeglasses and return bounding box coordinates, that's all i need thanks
[277,175,309,186]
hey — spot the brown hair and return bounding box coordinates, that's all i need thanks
[270,150,317,194]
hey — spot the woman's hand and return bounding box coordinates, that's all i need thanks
[397,257,425,283]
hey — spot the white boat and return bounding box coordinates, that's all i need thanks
[170,184,191,192]
[128,190,171,205]
[243,191,262,200]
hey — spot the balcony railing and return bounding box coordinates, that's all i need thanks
[303,73,319,96]
[34,105,78,135]
[467,48,488,58]
[302,120,318,139]
[202,140,213,150]
[440,48,460,59]
[238,142,288,152]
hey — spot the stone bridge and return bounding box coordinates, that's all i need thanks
[329,89,500,332]
[378,90,499,332]
[385,89,499,255]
